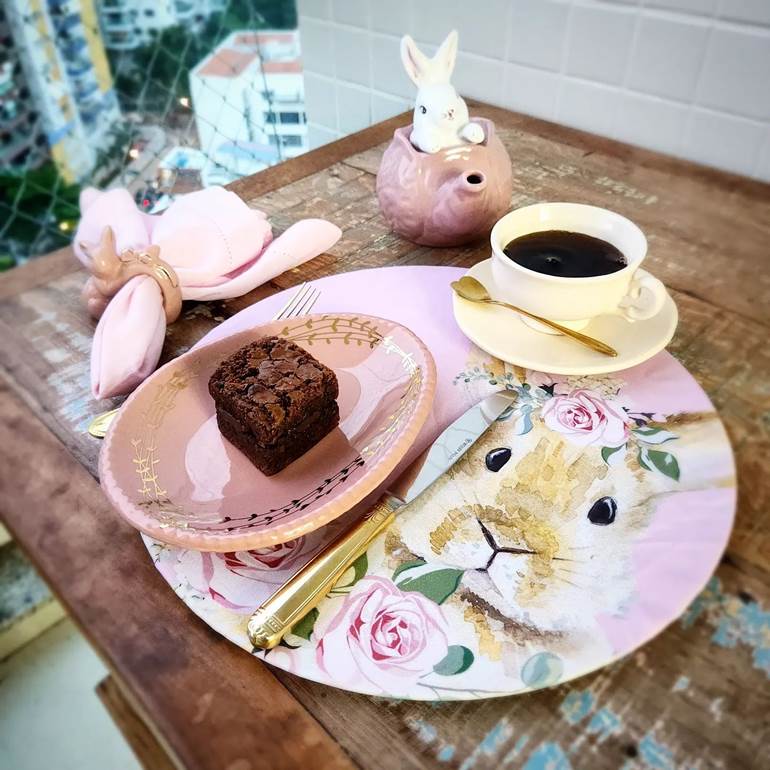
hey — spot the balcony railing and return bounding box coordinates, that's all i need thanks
[0,129,36,162]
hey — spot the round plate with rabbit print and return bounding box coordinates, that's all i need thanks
[143,266,736,701]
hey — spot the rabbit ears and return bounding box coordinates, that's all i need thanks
[400,30,458,86]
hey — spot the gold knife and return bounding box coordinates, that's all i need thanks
[248,389,518,650]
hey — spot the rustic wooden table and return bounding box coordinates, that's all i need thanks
[1,103,769,770]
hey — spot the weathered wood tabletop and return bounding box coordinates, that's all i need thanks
[1,103,769,770]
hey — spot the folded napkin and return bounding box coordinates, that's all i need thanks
[74,187,341,399]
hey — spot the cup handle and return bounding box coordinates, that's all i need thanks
[617,268,667,322]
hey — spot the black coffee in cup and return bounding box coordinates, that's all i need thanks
[503,230,627,278]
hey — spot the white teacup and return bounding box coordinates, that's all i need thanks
[490,203,667,332]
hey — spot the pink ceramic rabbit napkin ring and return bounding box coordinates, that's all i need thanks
[80,225,183,324]
[74,186,341,400]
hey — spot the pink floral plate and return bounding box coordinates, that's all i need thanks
[100,313,436,551]
[143,267,736,701]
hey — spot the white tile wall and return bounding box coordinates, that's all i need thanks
[299,0,770,181]
[647,0,718,15]
[454,53,506,105]
[502,63,562,120]
[304,72,338,129]
[300,17,335,76]
[411,0,511,59]
[330,0,369,28]
[566,4,636,85]
[336,82,373,134]
[627,15,709,101]
[718,0,770,26]
[296,0,330,20]
[756,129,770,179]
[684,108,767,176]
[371,0,412,36]
[332,25,371,87]
[558,78,621,135]
[509,0,571,72]
[308,123,340,148]
[697,27,770,120]
[614,91,689,153]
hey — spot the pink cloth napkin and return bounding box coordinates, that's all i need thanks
[74,187,341,399]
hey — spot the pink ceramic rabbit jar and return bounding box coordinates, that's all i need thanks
[376,117,513,247]
[376,30,513,247]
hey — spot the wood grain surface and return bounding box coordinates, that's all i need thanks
[1,103,769,770]
[96,675,179,770]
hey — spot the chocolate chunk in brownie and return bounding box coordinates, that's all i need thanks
[208,336,339,475]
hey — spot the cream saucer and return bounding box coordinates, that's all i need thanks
[452,259,678,375]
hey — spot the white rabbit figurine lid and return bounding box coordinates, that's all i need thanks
[400,30,485,154]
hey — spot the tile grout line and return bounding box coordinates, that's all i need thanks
[614,1,644,142]
[683,6,719,164]
[554,0,578,122]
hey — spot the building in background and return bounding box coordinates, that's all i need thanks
[0,6,48,173]
[98,0,225,51]
[3,0,121,182]
[189,29,307,185]
[2,0,301,265]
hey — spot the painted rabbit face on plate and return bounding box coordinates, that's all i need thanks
[390,384,724,653]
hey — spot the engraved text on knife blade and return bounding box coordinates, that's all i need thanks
[391,390,517,505]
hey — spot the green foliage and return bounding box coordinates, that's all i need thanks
[0,162,80,260]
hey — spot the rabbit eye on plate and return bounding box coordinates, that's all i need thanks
[587,496,617,526]
[485,447,511,472]
[419,105,427,114]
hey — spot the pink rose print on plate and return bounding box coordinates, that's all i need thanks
[179,537,316,613]
[542,388,628,447]
[316,576,450,693]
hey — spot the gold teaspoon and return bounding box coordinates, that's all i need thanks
[87,408,120,438]
[451,276,618,358]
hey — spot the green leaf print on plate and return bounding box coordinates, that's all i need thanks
[290,607,319,641]
[433,645,475,676]
[396,567,464,605]
[638,447,681,481]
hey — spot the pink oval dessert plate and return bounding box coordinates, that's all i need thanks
[99,313,436,551]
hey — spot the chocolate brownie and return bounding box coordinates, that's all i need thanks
[208,336,339,475]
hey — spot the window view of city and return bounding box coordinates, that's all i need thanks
[0,0,302,269]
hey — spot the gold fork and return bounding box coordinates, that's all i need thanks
[87,282,322,438]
